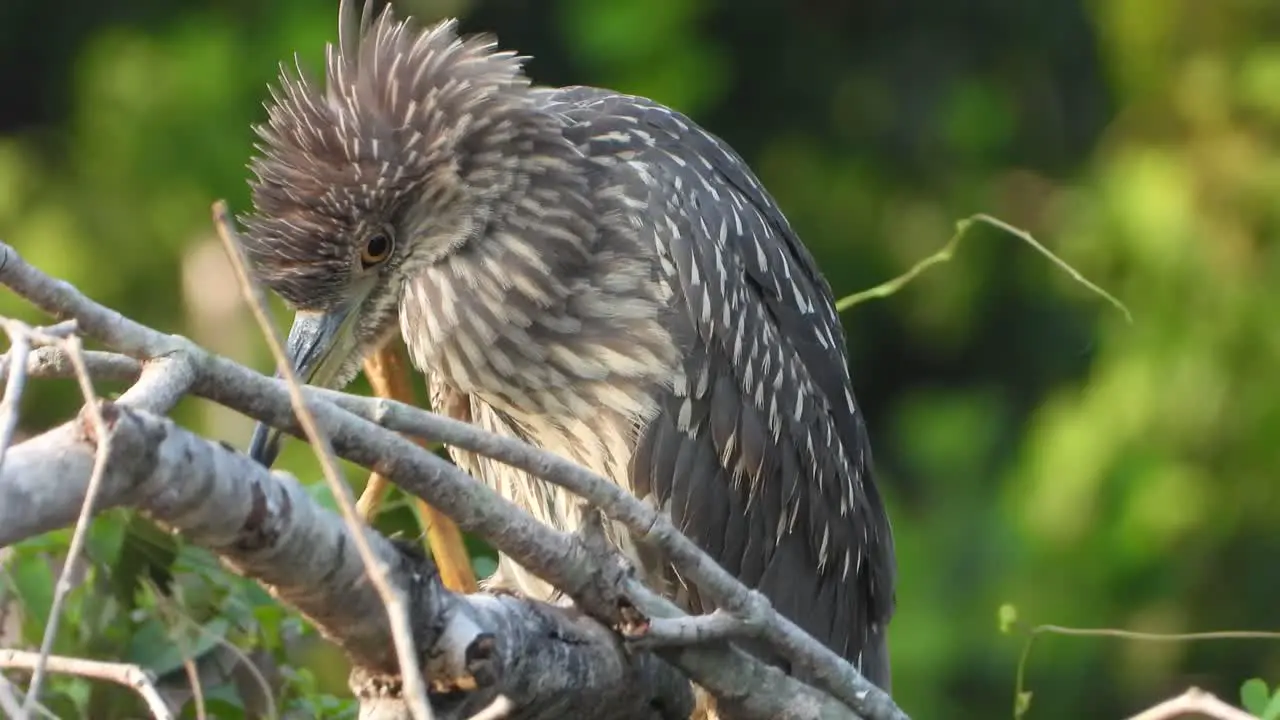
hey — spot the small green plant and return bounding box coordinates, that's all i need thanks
[1001,601,1280,719]
[834,213,1131,323]
[1241,678,1280,719]
[1,511,354,717]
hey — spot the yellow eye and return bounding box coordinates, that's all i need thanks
[360,231,394,267]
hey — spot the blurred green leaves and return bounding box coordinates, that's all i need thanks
[556,0,728,114]
[1241,678,1280,719]
[4,0,1280,717]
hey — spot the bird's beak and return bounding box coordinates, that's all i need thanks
[247,305,360,467]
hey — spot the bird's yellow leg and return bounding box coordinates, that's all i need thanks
[357,340,479,593]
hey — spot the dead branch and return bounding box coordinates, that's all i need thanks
[0,650,173,720]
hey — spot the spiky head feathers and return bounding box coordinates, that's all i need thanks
[238,2,537,311]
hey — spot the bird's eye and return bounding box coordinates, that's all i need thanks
[360,231,394,268]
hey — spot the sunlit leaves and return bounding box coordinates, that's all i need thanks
[1241,678,1280,720]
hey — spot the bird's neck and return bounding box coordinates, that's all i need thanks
[398,166,683,427]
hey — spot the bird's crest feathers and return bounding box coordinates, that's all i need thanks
[239,0,535,307]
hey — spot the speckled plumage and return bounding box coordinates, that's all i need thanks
[240,0,897,693]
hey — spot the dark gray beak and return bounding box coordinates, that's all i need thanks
[247,373,287,467]
[247,306,358,467]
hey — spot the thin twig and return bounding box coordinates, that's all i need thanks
[148,579,277,720]
[181,653,206,720]
[1012,623,1280,719]
[26,320,79,341]
[835,213,1132,324]
[22,335,114,714]
[210,201,433,720]
[0,346,141,383]
[465,695,513,720]
[147,582,211,720]
[1,649,173,720]
[629,609,748,648]
[1126,687,1259,720]
[1031,625,1280,642]
[117,357,198,414]
[0,320,32,473]
[0,673,22,718]
[0,675,58,720]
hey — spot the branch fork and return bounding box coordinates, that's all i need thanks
[0,231,908,720]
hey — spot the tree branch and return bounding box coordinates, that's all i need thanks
[21,332,114,714]
[212,200,433,720]
[0,401,692,720]
[0,241,910,720]
[0,651,172,720]
[0,346,141,384]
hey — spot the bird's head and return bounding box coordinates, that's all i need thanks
[237,0,542,465]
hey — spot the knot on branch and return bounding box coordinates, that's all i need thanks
[571,506,648,635]
[387,536,446,656]
[231,479,290,552]
[463,633,498,688]
[737,589,772,632]
[72,401,164,502]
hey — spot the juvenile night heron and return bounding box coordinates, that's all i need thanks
[243,0,897,693]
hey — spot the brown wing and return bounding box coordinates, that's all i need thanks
[541,87,897,688]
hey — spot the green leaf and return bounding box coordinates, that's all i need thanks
[998,603,1019,634]
[75,587,120,644]
[200,684,245,711]
[85,514,126,566]
[1262,684,1280,720]
[17,529,72,555]
[242,578,276,608]
[40,684,87,719]
[8,551,55,641]
[126,617,229,677]
[254,603,284,652]
[112,517,179,609]
[1015,690,1033,719]
[1241,678,1271,716]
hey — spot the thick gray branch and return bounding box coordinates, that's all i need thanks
[2,351,896,720]
[0,242,907,720]
[0,402,691,720]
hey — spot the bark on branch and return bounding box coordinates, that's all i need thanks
[0,241,910,720]
[0,401,691,719]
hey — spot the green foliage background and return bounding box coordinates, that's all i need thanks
[3,0,1280,717]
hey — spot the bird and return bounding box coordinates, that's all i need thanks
[240,0,898,699]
